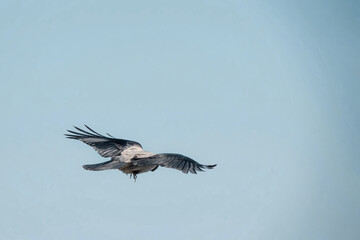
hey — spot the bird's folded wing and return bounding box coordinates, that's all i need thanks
[133,153,216,174]
[65,125,142,158]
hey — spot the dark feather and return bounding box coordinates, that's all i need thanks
[65,125,142,158]
[83,160,126,171]
[133,153,216,174]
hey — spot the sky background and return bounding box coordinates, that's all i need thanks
[1,0,359,239]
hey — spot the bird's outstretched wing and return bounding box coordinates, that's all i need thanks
[133,153,216,174]
[65,125,142,158]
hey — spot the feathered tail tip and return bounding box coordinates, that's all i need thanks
[83,163,108,171]
[83,165,98,171]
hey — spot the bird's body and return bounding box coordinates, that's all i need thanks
[65,125,216,180]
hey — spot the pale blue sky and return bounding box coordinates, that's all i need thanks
[1,0,359,239]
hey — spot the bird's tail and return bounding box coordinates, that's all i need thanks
[83,160,126,171]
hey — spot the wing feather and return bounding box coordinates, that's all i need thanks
[65,125,142,158]
[133,153,216,174]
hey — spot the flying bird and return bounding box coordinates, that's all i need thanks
[65,125,216,180]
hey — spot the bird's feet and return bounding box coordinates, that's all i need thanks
[129,173,137,182]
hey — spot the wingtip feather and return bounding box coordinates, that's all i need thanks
[206,164,217,169]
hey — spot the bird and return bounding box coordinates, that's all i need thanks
[65,125,216,180]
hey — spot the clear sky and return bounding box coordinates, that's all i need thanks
[1,0,359,239]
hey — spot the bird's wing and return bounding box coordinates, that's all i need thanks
[133,153,216,174]
[65,125,142,158]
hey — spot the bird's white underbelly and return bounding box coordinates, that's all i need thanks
[118,148,155,163]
